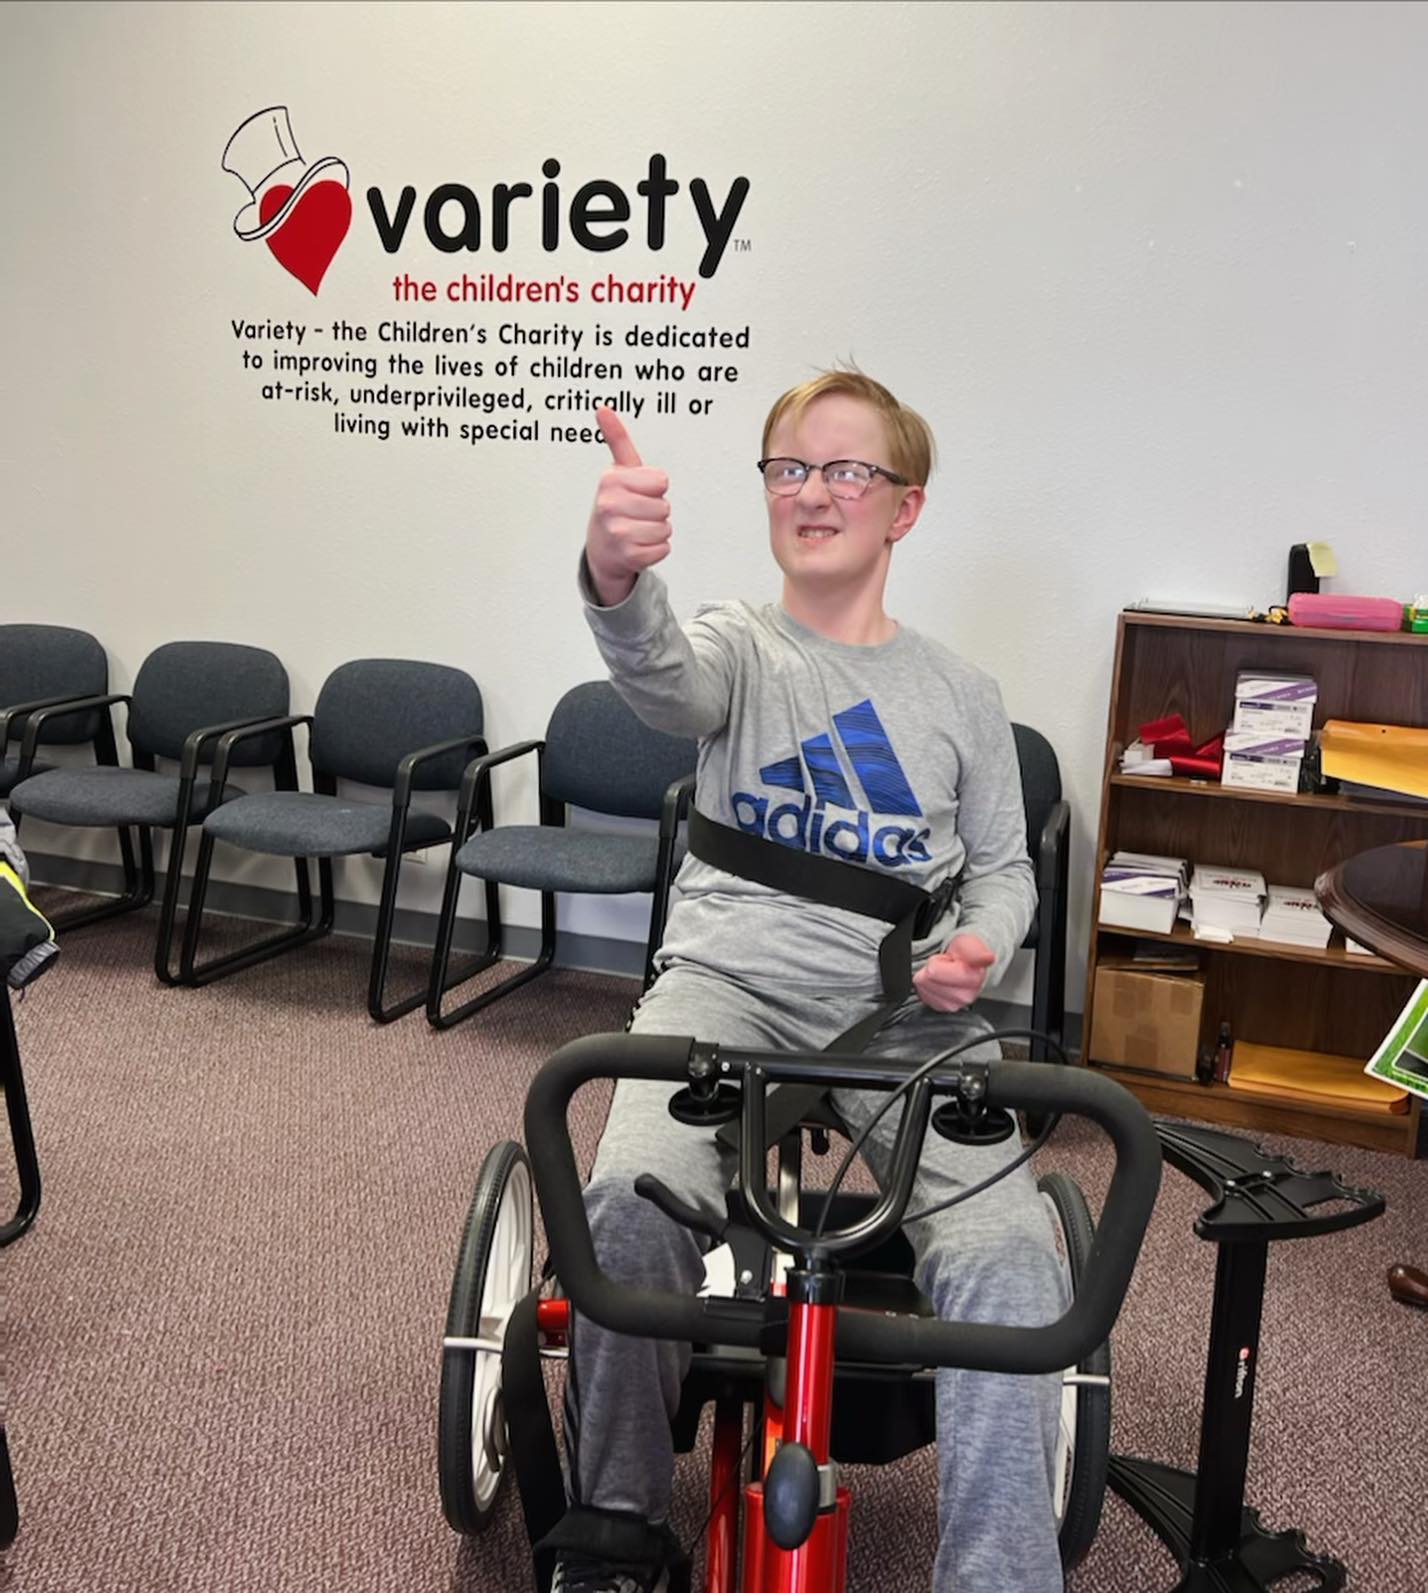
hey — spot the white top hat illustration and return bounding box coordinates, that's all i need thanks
[222,106,349,241]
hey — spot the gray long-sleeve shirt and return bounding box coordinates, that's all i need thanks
[582,565,1035,996]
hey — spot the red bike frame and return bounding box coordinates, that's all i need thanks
[537,1288,850,1593]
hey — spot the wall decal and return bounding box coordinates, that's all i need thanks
[223,106,352,294]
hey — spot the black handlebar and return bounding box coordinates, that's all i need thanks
[525,1032,1162,1377]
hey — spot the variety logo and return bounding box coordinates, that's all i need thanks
[732,699,932,869]
[223,113,750,293]
[222,106,352,295]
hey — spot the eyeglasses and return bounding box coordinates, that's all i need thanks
[756,457,909,500]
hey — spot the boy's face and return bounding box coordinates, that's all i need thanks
[764,393,924,601]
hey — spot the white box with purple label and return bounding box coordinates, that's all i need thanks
[1231,672,1318,738]
[1222,729,1306,792]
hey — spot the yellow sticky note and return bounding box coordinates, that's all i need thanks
[1306,540,1338,578]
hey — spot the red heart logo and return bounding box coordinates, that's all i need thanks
[260,179,352,295]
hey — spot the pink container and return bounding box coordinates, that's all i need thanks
[1287,593,1405,632]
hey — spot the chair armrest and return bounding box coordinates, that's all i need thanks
[210,714,313,791]
[2,691,119,749]
[1034,800,1070,895]
[392,732,489,808]
[17,693,130,761]
[659,772,696,840]
[453,738,544,837]
[179,713,305,780]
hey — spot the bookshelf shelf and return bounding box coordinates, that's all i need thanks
[1085,612,1428,1156]
[1097,920,1403,974]
[1089,1062,1411,1155]
[1108,771,1428,823]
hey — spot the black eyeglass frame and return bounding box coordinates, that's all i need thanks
[755,457,910,497]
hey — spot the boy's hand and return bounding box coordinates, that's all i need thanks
[913,932,997,1013]
[585,406,673,606]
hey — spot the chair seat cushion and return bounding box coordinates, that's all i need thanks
[0,755,54,796]
[455,826,661,893]
[10,767,240,827]
[203,790,451,857]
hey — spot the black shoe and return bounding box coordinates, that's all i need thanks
[541,1507,681,1593]
[549,1551,669,1593]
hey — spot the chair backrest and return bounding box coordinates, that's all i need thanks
[127,642,290,766]
[1011,722,1062,951]
[0,624,108,745]
[541,681,698,819]
[1011,722,1060,869]
[310,659,483,790]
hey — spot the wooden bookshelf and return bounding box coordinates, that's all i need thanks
[1084,611,1428,1157]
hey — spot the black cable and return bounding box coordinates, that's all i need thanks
[812,1026,1073,1239]
[901,1111,1056,1226]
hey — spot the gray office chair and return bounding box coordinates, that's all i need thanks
[178,658,487,1023]
[0,624,109,797]
[9,641,290,979]
[427,680,697,1029]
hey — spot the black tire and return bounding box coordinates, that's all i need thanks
[438,1140,534,1535]
[1038,1171,1112,1572]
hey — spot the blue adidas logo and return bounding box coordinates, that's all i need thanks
[731,698,931,869]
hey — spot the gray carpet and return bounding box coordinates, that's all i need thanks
[2,904,1424,1591]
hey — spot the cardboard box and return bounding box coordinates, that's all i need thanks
[1090,964,1205,1079]
[1232,673,1317,738]
[1221,730,1306,793]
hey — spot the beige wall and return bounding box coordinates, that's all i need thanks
[6,0,1427,1008]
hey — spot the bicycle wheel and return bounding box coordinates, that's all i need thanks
[438,1140,534,1534]
[1039,1171,1112,1571]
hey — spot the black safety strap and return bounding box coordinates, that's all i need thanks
[507,1288,694,1592]
[687,809,957,1147]
[536,1508,691,1593]
[503,1287,565,1593]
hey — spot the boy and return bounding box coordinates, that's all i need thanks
[558,371,1066,1593]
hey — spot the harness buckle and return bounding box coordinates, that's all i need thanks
[913,875,957,940]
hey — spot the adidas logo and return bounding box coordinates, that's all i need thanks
[731,698,931,869]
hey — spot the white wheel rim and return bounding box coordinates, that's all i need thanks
[1041,1190,1077,1529]
[468,1160,533,1510]
[1053,1371,1078,1526]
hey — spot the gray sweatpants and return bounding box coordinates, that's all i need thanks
[566,962,1069,1593]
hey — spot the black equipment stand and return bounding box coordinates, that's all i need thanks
[1108,1122,1385,1592]
[1,989,40,1247]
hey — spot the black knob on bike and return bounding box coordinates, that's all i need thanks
[764,1440,820,1550]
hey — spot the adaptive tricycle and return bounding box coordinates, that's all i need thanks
[438,1031,1163,1592]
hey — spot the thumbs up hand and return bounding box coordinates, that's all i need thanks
[585,406,673,607]
[913,933,998,1013]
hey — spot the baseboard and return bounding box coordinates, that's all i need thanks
[26,848,1083,1043]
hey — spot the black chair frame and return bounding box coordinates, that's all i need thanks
[1026,793,1070,1062]
[5,692,136,922]
[1,992,39,1248]
[2,689,115,790]
[12,695,293,980]
[179,716,489,1023]
[426,738,693,1029]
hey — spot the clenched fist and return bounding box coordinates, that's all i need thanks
[913,932,997,1013]
[585,407,673,607]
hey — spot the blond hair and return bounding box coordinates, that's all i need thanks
[761,368,935,487]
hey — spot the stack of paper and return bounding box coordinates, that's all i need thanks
[1119,740,1173,777]
[1258,884,1334,948]
[1189,864,1266,940]
[1099,852,1187,935]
